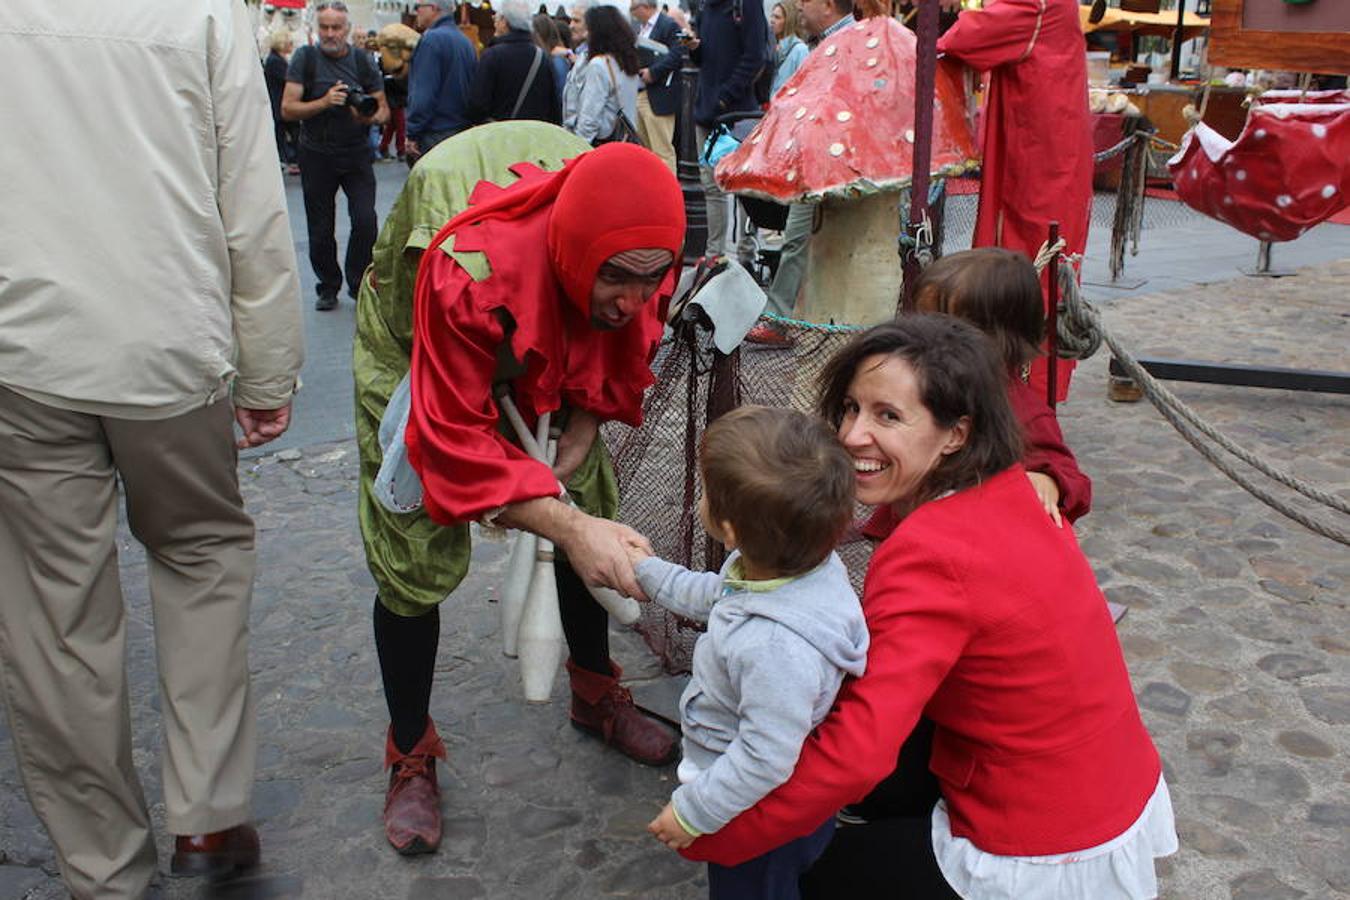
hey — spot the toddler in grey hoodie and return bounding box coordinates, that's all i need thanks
[632,405,868,899]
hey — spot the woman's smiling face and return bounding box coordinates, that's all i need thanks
[836,354,968,509]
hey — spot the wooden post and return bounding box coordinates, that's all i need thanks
[1169,0,1187,80]
[1046,220,1060,409]
[899,0,941,315]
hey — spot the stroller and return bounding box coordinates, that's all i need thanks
[705,110,791,286]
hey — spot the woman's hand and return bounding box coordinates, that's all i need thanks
[1026,471,1063,527]
[648,803,697,850]
[553,409,599,485]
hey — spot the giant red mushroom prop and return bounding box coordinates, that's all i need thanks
[715,16,975,326]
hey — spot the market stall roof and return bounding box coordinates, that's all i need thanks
[714,16,976,204]
[1079,4,1210,40]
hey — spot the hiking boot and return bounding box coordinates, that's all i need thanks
[383,719,446,855]
[566,659,679,767]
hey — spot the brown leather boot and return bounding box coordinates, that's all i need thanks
[383,718,446,855]
[566,659,679,766]
[170,824,260,877]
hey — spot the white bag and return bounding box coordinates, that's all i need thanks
[373,371,425,513]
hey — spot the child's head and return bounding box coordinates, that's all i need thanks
[699,405,855,577]
[912,248,1044,373]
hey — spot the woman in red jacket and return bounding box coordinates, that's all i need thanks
[681,315,1176,898]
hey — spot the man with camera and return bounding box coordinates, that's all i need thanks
[282,0,388,311]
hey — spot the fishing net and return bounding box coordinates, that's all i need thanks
[610,154,1185,675]
[604,317,873,675]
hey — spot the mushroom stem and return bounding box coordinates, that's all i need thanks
[797,189,906,327]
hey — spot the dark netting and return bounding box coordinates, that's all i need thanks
[610,140,1202,674]
[605,320,874,675]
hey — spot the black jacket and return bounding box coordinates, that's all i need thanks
[465,30,561,125]
[690,0,767,127]
[639,13,685,117]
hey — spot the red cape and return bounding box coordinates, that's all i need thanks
[406,145,685,524]
[939,0,1093,401]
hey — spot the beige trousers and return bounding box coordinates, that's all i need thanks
[635,91,677,174]
[0,387,257,900]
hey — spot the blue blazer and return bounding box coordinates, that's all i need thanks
[641,13,685,117]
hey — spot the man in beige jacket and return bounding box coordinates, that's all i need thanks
[0,2,305,897]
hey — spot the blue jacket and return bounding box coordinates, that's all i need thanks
[691,0,767,128]
[639,12,686,117]
[406,15,478,142]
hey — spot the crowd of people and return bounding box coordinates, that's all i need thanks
[0,1,1183,898]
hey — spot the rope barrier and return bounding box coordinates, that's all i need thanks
[1035,246,1350,546]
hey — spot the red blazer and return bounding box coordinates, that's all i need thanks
[684,467,1160,865]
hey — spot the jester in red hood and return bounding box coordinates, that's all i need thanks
[351,122,684,858]
[938,0,1094,402]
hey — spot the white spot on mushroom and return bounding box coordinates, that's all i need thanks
[742,162,752,172]
[866,37,879,48]
[1323,185,1337,199]
[853,22,865,30]
[1222,195,1234,206]
[1253,129,1267,139]
[837,111,852,122]
[1234,169,1246,181]
[904,129,915,143]
[1311,123,1327,138]
[786,170,797,182]
[787,87,797,96]
[784,138,795,150]
[752,134,762,144]
[824,45,837,57]
[794,107,806,120]
[1276,194,1292,207]
[829,142,845,157]
[865,57,878,68]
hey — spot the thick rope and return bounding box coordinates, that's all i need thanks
[1045,282,1350,545]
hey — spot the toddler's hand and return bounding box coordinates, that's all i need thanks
[647,802,696,850]
[1026,471,1063,528]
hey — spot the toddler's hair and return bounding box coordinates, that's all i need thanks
[911,247,1044,373]
[700,405,855,577]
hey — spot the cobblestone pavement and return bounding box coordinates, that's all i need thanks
[1,260,1346,899]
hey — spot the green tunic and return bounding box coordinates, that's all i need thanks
[353,122,615,616]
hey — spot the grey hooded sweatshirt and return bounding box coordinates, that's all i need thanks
[635,551,868,836]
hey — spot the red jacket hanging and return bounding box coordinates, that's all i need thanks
[938,0,1093,402]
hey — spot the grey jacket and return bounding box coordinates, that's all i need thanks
[635,551,868,835]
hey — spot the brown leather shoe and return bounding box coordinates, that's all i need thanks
[567,659,679,767]
[383,719,446,855]
[170,824,260,877]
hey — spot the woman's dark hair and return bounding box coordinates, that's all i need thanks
[911,247,1044,374]
[532,12,564,51]
[585,5,641,76]
[816,315,1023,507]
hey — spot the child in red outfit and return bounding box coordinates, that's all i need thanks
[913,247,1091,526]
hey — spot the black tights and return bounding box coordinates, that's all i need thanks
[373,557,610,754]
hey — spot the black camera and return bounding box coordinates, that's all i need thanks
[345,89,377,117]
